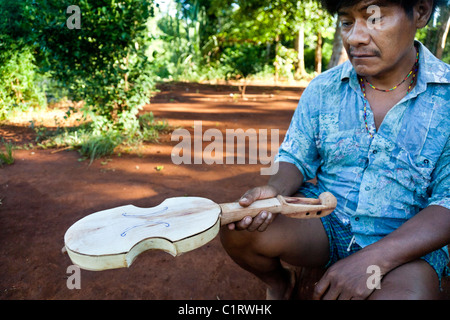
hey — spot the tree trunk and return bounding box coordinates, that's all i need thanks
[436,7,450,60]
[315,32,323,74]
[274,34,280,83]
[239,80,248,100]
[327,21,348,69]
[265,41,271,63]
[294,24,307,78]
[124,53,129,92]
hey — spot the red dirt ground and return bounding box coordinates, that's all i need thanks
[0,82,304,300]
[1,82,448,300]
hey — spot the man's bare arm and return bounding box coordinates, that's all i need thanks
[268,162,305,197]
[239,162,304,206]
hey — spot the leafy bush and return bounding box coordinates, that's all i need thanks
[222,43,265,81]
[0,1,47,119]
[0,48,48,120]
[79,131,123,164]
[275,44,298,80]
[29,0,156,134]
[30,111,168,162]
[221,43,266,97]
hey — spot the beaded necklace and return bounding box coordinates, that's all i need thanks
[358,48,419,139]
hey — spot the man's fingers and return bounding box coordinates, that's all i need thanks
[257,211,273,232]
[321,285,340,300]
[239,189,261,207]
[235,216,253,230]
[233,185,280,231]
[233,211,275,232]
[226,223,236,231]
[239,185,279,207]
[337,291,353,300]
[247,211,268,232]
[312,277,330,300]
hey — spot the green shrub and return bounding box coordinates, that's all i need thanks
[0,140,14,167]
[29,0,156,133]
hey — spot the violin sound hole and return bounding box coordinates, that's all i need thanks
[120,206,170,237]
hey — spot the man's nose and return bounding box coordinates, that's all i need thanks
[346,20,371,47]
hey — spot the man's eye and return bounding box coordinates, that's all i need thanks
[367,15,383,28]
[370,16,382,24]
[340,21,352,28]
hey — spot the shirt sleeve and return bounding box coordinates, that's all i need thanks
[427,136,450,210]
[275,83,321,181]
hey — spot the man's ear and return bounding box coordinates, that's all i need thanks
[414,0,434,29]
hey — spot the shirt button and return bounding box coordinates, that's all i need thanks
[355,217,360,221]
[373,150,378,154]
[365,186,371,191]
[424,159,429,164]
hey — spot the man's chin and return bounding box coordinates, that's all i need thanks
[351,63,378,77]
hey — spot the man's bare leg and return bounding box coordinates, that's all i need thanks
[220,214,330,299]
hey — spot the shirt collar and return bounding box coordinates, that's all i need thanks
[415,40,450,86]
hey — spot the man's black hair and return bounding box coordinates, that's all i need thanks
[320,0,446,22]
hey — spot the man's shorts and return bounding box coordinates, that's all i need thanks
[320,212,450,286]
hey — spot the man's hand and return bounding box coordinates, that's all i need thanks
[226,162,304,232]
[226,185,279,232]
[313,249,383,300]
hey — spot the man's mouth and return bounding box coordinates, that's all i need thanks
[349,49,381,59]
[350,52,377,58]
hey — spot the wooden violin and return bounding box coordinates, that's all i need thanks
[64,192,337,271]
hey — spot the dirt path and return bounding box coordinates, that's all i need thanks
[0,82,304,300]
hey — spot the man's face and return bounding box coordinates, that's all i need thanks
[338,0,418,77]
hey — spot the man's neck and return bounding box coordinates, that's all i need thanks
[364,45,418,90]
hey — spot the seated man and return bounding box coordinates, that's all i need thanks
[220,0,449,300]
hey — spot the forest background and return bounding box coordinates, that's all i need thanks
[1,0,449,161]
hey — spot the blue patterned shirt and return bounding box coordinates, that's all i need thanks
[275,41,450,256]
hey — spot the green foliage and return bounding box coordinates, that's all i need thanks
[0,48,48,120]
[3,0,449,165]
[190,0,335,79]
[416,6,450,64]
[30,0,155,133]
[137,112,169,142]
[274,44,298,80]
[149,0,206,81]
[1,0,161,159]
[30,111,168,162]
[0,140,14,167]
[222,43,265,80]
[79,131,123,164]
[0,1,47,119]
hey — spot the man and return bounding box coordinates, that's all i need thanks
[220,0,450,300]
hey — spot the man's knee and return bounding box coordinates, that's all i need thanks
[368,260,441,300]
[219,225,242,253]
[219,226,258,258]
[220,216,330,268]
